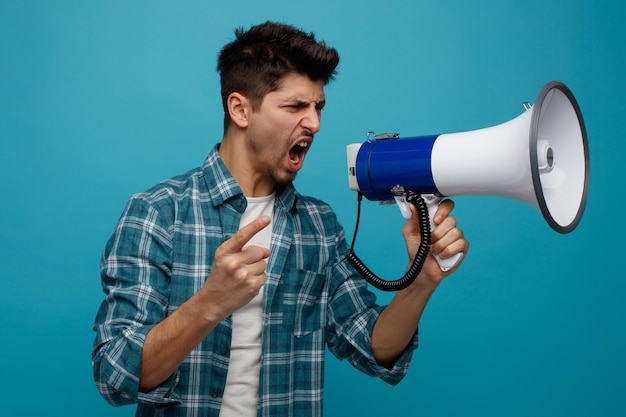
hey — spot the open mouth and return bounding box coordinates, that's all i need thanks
[289,140,309,165]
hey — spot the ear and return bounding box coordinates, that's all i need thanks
[226,92,251,128]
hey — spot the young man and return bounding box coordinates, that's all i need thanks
[92,21,469,417]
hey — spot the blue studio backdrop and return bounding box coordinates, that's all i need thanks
[1,1,624,416]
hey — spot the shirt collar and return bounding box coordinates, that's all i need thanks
[202,144,298,211]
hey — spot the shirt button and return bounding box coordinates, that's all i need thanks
[221,347,227,355]
[235,198,243,207]
[212,390,219,398]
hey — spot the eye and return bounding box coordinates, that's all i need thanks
[283,103,306,112]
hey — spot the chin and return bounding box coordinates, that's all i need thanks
[273,171,298,187]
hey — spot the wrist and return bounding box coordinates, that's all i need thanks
[183,288,228,329]
[399,272,439,299]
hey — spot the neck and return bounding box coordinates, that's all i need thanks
[219,134,275,198]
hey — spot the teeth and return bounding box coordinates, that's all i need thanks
[297,141,308,148]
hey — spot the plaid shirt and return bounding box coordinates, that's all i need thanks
[92,145,418,417]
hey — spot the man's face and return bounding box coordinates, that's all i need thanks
[245,73,326,186]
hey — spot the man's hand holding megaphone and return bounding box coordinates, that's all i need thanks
[401,198,469,285]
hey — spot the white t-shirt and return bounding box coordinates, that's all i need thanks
[219,193,274,417]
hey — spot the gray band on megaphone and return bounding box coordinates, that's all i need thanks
[530,81,589,234]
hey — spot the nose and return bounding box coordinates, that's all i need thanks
[302,103,321,134]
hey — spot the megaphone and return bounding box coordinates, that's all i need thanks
[346,81,589,290]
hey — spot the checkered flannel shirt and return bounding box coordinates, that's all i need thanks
[92,145,418,416]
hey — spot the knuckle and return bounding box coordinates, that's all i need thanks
[222,256,242,272]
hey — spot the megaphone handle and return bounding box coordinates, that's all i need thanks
[422,194,464,271]
[395,194,463,272]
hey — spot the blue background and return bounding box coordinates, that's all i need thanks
[1,1,624,416]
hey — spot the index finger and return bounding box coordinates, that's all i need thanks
[221,215,271,253]
[433,199,455,225]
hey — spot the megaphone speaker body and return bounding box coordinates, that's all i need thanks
[347,81,589,233]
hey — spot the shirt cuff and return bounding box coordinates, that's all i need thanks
[371,327,419,386]
[136,371,182,407]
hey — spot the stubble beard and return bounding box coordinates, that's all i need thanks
[248,136,297,188]
[268,161,297,187]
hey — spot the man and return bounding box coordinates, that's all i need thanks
[92,21,469,417]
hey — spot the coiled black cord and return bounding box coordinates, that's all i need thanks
[347,191,432,291]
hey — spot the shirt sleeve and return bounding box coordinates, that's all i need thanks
[326,233,419,386]
[92,194,181,406]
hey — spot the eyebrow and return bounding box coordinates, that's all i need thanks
[287,99,326,108]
